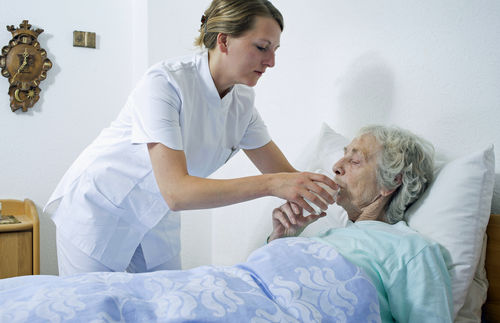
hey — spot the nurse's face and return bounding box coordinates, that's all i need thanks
[224,16,281,87]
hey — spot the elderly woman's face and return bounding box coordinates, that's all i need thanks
[332,134,383,220]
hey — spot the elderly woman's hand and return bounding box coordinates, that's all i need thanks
[268,201,326,242]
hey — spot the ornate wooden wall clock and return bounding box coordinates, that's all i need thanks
[0,20,52,112]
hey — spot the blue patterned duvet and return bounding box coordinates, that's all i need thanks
[0,237,380,322]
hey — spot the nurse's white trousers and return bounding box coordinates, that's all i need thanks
[56,231,181,276]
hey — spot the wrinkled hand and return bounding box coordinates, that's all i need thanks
[270,172,338,214]
[268,201,326,242]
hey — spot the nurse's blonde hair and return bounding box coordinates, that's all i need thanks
[358,125,435,224]
[194,0,284,49]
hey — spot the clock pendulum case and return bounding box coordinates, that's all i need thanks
[0,20,52,112]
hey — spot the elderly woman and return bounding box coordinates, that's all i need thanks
[267,125,453,323]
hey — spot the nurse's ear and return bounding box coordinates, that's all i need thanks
[216,33,229,54]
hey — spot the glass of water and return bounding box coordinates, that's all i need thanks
[303,168,339,216]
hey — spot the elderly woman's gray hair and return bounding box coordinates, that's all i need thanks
[358,125,435,224]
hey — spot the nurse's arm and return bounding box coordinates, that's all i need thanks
[148,142,336,212]
[243,141,297,174]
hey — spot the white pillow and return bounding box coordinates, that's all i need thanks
[294,122,350,176]
[405,145,495,320]
[455,234,488,322]
[294,123,350,236]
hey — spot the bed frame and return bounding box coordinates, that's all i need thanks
[484,213,500,321]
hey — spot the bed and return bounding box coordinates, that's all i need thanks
[0,124,496,322]
[0,217,497,322]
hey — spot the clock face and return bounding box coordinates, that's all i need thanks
[6,43,43,82]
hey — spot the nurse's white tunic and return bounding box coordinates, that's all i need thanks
[45,51,271,271]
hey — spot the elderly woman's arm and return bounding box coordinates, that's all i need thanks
[387,243,453,322]
[267,201,326,242]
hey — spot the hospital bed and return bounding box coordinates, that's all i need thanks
[0,124,497,322]
[0,216,497,322]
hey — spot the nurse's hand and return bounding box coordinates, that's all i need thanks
[269,171,338,215]
[267,201,325,242]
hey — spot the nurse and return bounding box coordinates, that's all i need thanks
[46,0,337,275]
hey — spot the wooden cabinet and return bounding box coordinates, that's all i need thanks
[0,199,39,279]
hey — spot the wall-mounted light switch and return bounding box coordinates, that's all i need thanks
[73,31,96,48]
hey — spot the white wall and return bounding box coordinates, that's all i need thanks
[0,0,136,274]
[1,0,499,274]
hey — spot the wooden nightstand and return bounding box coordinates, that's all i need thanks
[0,199,40,279]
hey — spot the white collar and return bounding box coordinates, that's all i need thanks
[196,50,233,107]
